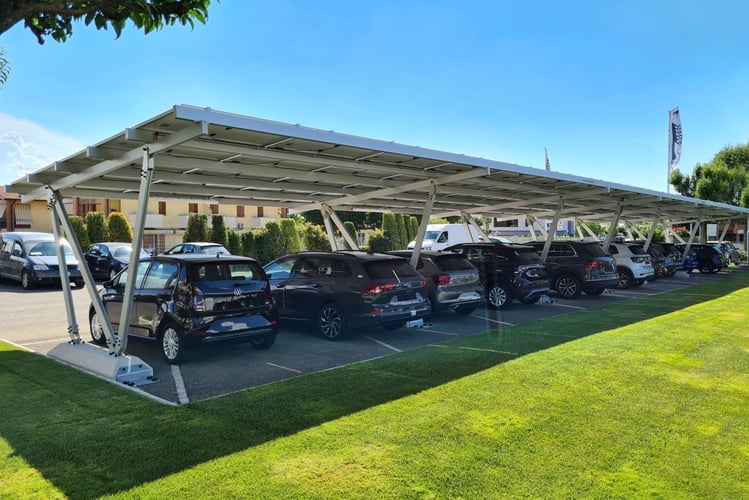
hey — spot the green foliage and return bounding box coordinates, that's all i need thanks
[671,142,749,207]
[68,216,90,249]
[407,216,419,243]
[367,230,390,252]
[301,210,382,230]
[183,214,209,242]
[106,212,133,242]
[85,212,108,243]
[280,218,301,253]
[210,215,227,247]
[429,217,450,224]
[302,224,331,251]
[342,221,358,249]
[394,213,408,249]
[582,221,604,237]
[381,213,398,251]
[255,221,285,264]
[3,1,212,45]
[240,231,257,259]
[226,229,241,255]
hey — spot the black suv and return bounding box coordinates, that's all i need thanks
[443,243,550,309]
[263,251,431,340]
[89,254,279,364]
[526,240,618,298]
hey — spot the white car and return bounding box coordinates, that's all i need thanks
[604,242,655,289]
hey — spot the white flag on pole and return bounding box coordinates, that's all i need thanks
[544,147,551,171]
[668,107,682,174]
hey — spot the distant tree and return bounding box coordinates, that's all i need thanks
[226,229,241,255]
[240,231,256,259]
[183,214,209,242]
[210,214,227,247]
[1,1,213,44]
[394,213,408,249]
[256,221,285,264]
[68,215,89,249]
[381,213,398,251]
[302,224,331,251]
[429,217,450,224]
[406,216,418,243]
[671,142,749,207]
[85,212,107,243]
[367,231,390,252]
[106,212,133,242]
[280,218,301,253]
[582,221,605,237]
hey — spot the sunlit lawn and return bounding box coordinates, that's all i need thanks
[1,270,748,498]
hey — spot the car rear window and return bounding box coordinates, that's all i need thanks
[363,259,421,279]
[433,254,476,271]
[582,243,610,257]
[496,246,543,264]
[627,245,647,255]
[189,262,265,282]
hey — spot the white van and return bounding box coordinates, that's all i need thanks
[407,223,489,251]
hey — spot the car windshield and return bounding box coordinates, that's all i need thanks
[364,259,421,279]
[113,246,149,258]
[423,230,441,240]
[26,240,74,257]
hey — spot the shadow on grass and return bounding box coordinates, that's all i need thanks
[1,269,748,498]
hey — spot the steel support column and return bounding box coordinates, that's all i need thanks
[410,183,437,269]
[602,203,624,248]
[320,203,359,251]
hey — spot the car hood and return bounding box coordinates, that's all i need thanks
[29,255,79,266]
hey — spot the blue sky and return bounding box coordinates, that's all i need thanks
[1,0,749,193]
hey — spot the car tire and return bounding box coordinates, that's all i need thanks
[486,282,511,309]
[74,279,85,288]
[21,270,34,290]
[555,274,582,299]
[454,305,477,315]
[160,323,186,364]
[318,302,346,340]
[616,268,634,289]
[249,332,277,350]
[89,310,108,346]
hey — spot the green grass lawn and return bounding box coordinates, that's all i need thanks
[2,271,748,499]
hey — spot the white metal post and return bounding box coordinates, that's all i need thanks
[410,183,437,269]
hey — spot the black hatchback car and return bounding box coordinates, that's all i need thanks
[263,251,431,340]
[84,241,150,281]
[443,243,550,309]
[89,254,279,364]
[526,240,618,298]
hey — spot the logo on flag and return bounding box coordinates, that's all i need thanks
[668,107,682,173]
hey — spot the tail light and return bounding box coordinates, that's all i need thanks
[264,282,273,304]
[584,261,600,269]
[363,283,399,296]
[432,273,451,286]
[193,286,206,312]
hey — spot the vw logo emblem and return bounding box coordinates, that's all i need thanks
[234,288,243,297]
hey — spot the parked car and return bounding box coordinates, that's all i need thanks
[163,242,231,255]
[388,250,484,314]
[708,240,741,265]
[0,232,84,289]
[442,242,549,309]
[631,241,675,279]
[526,240,618,298]
[678,243,725,273]
[263,251,431,340]
[656,242,684,270]
[88,254,279,364]
[604,242,655,289]
[84,242,150,281]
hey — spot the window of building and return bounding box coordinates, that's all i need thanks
[188,203,198,214]
[493,218,519,228]
[236,205,245,218]
[158,201,166,215]
[257,206,264,217]
[210,203,219,215]
[14,204,31,228]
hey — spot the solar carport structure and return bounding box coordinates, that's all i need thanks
[8,104,749,384]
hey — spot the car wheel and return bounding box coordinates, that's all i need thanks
[318,302,346,340]
[74,279,85,288]
[249,332,277,350]
[21,270,34,290]
[160,323,186,364]
[89,310,107,346]
[454,305,477,315]
[382,321,405,330]
[699,263,711,274]
[486,282,511,309]
[616,268,634,289]
[555,274,581,299]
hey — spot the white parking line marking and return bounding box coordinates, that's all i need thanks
[171,365,189,405]
[18,337,71,346]
[267,362,303,374]
[361,334,402,352]
[468,314,516,327]
[415,328,460,336]
[549,303,586,310]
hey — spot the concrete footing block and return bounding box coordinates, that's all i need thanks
[47,342,154,386]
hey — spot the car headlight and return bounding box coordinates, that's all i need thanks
[33,264,49,271]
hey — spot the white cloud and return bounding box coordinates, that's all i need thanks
[0,113,84,186]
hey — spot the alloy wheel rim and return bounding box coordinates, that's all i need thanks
[320,307,342,338]
[162,328,180,360]
[489,286,507,307]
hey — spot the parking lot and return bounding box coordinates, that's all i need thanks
[0,269,735,405]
